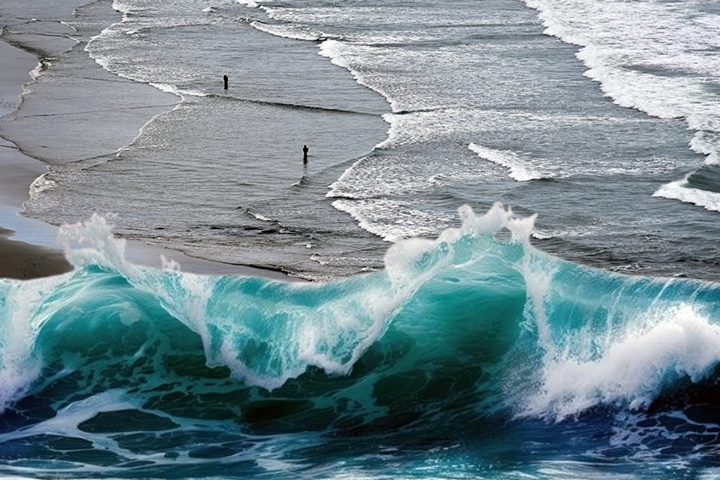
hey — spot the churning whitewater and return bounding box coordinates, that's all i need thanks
[1,205,720,478]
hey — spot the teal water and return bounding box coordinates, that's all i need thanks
[2,205,720,478]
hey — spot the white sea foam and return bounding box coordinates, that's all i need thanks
[110,0,148,23]
[468,143,544,182]
[46,214,446,390]
[332,198,453,242]
[577,45,699,121]
[0,389,203,469]
[526,0,719,121]
[250,212,272,222]
[525,304,720,420]
[111,0,135,16]
[28,173,57,199]
[56,215,219,364]
[653,180,720,213]
[523,0,720,211]
[149,82,206,99]
[319,40,395,111]
[327,152,452,202]
[0,273,72,413]
[250,21,325,42]
[236,0,259,8]
[376,111,453,148]
[213,206,519,389]
[0,390,139,442]
[531,229,554,241]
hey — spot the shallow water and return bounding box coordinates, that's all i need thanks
[1,0,718,282]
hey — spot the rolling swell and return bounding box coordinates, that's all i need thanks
[1,205,720,475]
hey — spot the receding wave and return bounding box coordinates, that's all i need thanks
[249,20,327,42]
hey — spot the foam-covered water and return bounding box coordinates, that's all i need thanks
[523,0,720,213]
[2,205,720,479]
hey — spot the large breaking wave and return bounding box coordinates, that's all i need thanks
[1,203,720,477]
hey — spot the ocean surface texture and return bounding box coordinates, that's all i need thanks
[2,0,720,478]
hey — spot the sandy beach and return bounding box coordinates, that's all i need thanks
[0,39,68,280]
[0,39,293,281]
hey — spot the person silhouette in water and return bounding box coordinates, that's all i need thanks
[303,145,309,165]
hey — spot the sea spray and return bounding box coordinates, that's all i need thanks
[45,209,477,390]
[0,277,66,413]
[512,258,720,420]
[527,304,720,420]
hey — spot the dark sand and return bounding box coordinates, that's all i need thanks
[0,227,73,280]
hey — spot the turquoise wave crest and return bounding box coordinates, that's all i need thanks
[0,203,719,474]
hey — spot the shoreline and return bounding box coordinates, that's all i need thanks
[0,39,296,282]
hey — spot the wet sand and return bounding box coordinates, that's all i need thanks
[0,226,72,280]
[0,39,68,280]
[0,39,295,282]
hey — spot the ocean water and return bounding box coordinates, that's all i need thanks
[2,209,720,479]
[2,0,720,477]
[1,0,718,282]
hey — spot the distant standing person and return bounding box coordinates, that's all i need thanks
[223,74,228,90]
[303,145,309,165]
